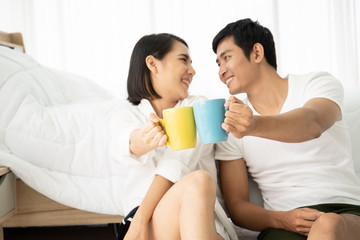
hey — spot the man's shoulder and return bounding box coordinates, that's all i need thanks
[289,71,335,81]
[289,71,342,93]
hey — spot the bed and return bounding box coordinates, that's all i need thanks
[0,31,125,238]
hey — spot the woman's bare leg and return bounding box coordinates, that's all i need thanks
[148,170,219,240]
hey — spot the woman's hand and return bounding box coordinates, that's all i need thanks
[130,113,167,156]
[141,113,168,149]
[276,208,324,236]
[124,217,148,240]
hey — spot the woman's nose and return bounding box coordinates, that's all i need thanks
[189,65,196,76]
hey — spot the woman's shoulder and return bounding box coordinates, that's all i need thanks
[111,98,149,124]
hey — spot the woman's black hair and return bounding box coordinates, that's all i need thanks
[127,33,188,105]
[212,18,277,70]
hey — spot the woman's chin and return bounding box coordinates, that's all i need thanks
[179,91,189,100]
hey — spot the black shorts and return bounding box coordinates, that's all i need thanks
[257,203,360,240]
[114,206,139,240]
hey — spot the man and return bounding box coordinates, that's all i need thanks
[213,18,360,240]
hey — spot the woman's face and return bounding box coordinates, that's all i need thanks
[152,40,196,102]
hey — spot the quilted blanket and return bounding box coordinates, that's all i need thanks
[0,46,128,215]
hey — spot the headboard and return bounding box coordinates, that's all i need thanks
[0,31,25,52]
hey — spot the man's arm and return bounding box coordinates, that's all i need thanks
[223,97,341,142]
[220,159,323,235]
[219,158,273,230]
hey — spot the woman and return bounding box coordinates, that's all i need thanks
[110,33,240,240]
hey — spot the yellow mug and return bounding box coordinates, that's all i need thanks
[158,106,197,150]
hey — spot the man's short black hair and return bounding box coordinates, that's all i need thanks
[212,18,277,70]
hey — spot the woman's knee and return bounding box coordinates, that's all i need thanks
[183,170,216,196]
[311,213,345,236]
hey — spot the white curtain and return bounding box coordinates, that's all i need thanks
[1,0,359,98]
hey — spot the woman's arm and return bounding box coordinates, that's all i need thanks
[124,174,174,240]
[130,113,167,156]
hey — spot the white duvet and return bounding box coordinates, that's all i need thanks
[0,46,128,215]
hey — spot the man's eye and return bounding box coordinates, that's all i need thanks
[224,56,230,61]
[180,58,187,62]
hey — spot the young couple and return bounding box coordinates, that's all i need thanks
[111,18,360,240]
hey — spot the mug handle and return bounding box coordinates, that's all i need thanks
[158,118,166,132]
[157,118,170,146]
[224,107,229,134]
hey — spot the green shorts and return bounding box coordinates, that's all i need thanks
[257,203,360,240]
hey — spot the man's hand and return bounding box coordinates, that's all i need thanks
[277,208,324,236]
[222,96,256,138]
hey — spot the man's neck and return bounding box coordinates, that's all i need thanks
[247,69,288,115]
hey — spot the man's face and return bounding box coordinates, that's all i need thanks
[216,36,255,95]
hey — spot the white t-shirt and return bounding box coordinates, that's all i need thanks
[232,72,360,211]
[110,95,242,240]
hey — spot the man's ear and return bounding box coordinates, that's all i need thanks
[252,43,265,63]
[145,55,158,73]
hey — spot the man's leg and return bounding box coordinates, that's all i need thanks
[308,213,360,240]
[257,228,306,240]
[148,170,219,240]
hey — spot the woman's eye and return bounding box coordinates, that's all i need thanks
[180,58,187,62]
[224,56,230,61]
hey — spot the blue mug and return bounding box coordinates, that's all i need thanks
[193,98,228,144]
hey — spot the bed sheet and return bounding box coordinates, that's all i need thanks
[0,46,129,215]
